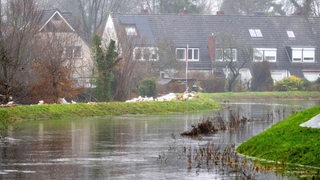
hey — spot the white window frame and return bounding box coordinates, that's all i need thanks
[216,48,237,62]
[176,47,199,61]
[187,48,199,61]
[253,48,277,62]
[291,48,315,63]
[176,48,186,61]
[249,29,263,38]
[133,47,159,61]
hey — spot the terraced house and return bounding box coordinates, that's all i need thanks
[103,13,320,88]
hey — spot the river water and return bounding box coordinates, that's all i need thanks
[0,99,318,179]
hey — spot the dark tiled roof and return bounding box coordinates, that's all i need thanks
[39,9,77,31]
[112,14,320,71]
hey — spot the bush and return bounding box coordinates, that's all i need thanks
[138,79,157,97]
[250,62,273,91]
[274,76,306,91]
[305,78,320,91]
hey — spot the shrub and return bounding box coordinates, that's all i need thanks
[138,79,157,97]
[274,76,306,91]
[250,62,273,91]
[305,78,320,91]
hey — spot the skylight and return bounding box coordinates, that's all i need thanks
[287,30,295,38]
[249,29,263,38]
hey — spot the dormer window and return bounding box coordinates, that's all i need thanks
[125,26,137,36]
[249,29,263,38]
[253,48,277,62]
[287,30,295,39]
[291,48,315,63]
[176,47,199,61]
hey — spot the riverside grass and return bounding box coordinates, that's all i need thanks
[236,105,320,168]
[0,94,220,124]
[202,91,320,101]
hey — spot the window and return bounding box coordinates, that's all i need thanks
[253,48,277,62]
[249,29,263,38]
[176,47,199,61]
[187,48,199,61]
[66,46,82,58]
[176,48,186,60]
[133,47,158,61]
[287,30,295,39]
[134,48,142,60]
[216,48,237,61]
[292,48,315,63]
[125,26,137,36]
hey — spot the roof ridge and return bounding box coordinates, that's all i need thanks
[112,13,320,19]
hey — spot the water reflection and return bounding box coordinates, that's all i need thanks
[0,99,318,179]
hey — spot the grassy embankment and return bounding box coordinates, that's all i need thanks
[203,91,320,169]
[236,105,320,168]
[0,94,220,132]
[202,91,320,101]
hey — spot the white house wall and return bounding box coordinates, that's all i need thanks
[102,15,118,48]
[271,70,290,82]
[303,71,320,82]
[72,38,95,88]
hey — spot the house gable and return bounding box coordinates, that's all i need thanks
[37,9,94,88]
[39,10,75,32]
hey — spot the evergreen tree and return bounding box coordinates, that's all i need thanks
[138,79,157,98]
[250,61,273,91]
[93,36,120,101]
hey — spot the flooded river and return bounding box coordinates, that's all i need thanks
[0,99,319,179]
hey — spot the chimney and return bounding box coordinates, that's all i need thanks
[208,33,216,62]
[141,8,149,15]
[179,7,188,15]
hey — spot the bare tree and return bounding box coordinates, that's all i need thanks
[288,0,318,16]
[0,0,41,103]
[220,0,286,15]
[28,33,83,104]
[152,38,183,77]
[215,32,252,92]
[111,26,143,101]
[52,0,135,44]
[225,46,252,92]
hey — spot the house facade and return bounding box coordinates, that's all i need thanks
[103,13,320,85]
[38,9,95,88]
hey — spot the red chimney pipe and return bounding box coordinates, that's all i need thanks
[208,34,216,62]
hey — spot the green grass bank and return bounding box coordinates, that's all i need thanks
[236,106,320,168]
[0,94,220,127]
[202,91,320,101]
